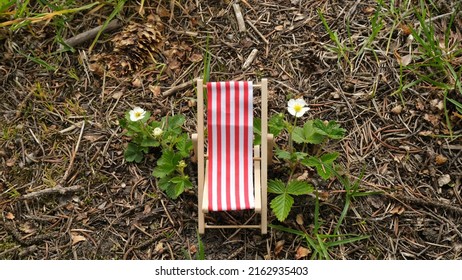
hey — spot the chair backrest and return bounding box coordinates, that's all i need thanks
[206,81,254,211]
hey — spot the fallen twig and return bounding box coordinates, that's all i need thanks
[62,19,123,48]
[401,195,462,215]
[21,185,84,200]
[246,17,269,44]
[242,48,258,70]
[233,4,246,32]
[162,78,197,97]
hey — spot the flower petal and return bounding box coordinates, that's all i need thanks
[288,99,297,107]
[295,98,307,107]
[296,107,310,117]
[288,107,296,116]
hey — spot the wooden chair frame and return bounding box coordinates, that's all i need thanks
[192,78,272,234]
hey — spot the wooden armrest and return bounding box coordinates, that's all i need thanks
[191,133,198,163]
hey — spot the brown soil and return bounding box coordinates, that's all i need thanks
[1,0,462,260]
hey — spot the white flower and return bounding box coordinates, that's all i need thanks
[129,107,146,122]
[288,98,310,117]
[153,127,163,137]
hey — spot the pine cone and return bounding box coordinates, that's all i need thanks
[89,22,164,77]
[110,22,164,74]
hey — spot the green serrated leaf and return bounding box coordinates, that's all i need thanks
[314,120,346,140]
[165,176,192,199]
[294,151,308,161]
[152,164,176,178]
[157,176,172,191]
[287,180,314,195]
[165,114,185,130]
[303,121,326,144]
[167,178,185,199]
[152,150,182,178]
[321,152,339,163]
[127,122,142,133]
[176,135,193,157]
[275,149,291,160]
[140,136,160,147]
[301,154,337,180]
[269,114,285,137]
[292,126,306,144]
[124,142,144,163]
[293,121,326,144]
[268,179,286,194]
[270,193,294,222]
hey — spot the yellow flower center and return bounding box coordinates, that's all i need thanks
[135,112,142,118]
[293,104,302,113]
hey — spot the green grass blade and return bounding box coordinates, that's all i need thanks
[89,0,126,53]
[196,230,205,260]
[325,235,370,247]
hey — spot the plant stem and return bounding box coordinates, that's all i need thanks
[288,116,298,153]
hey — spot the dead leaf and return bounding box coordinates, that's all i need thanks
[189,53,203,63]
[143,204,152,215]
[71,233,87,245]
[438,174,451,187]
[430,99,444,111]
[296,171,309,181]
[424,113,440,127]
[5,212,15,220]
[363,6,376,14]
[89,62,104,76]
[435,154,448,165]
[83,135,102,143]
[391,105,403,114]
[132,78,142,88]
[401,24,413,36]
[155,242,164,254]
[393,154,405,163]
[296,214,304,226]
[294,13,305,21]
[418,130,433,136]
[274,240,285,256]
[19,222,35,234]
[398,54,412,66]
[295,246,311,259]
[189,244,197,254]
[6,157,16,167]
[415,101,425,111]
[149,85,161,96]
[112,91,123,99]
[389,205,405,215]
[275,25,284,31]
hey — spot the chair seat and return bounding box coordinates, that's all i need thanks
[194,78,269,234]
[206,81,255,211]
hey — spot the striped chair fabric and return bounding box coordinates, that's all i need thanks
[206,81,255,211]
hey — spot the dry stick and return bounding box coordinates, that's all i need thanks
[233,3,247,32]
[400,195,462,215]
[20,185,84,200]
[246,17,269,44]
[62,19,123,48]
[242,48,258,70]
[162,78,198,97]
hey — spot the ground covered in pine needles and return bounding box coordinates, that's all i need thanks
[1,0,462,259]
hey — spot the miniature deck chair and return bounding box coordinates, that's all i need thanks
[192,78,273,234]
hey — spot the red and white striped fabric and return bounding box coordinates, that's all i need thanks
[207,81,254,211]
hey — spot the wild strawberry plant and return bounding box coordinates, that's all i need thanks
[119,107,193,199]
